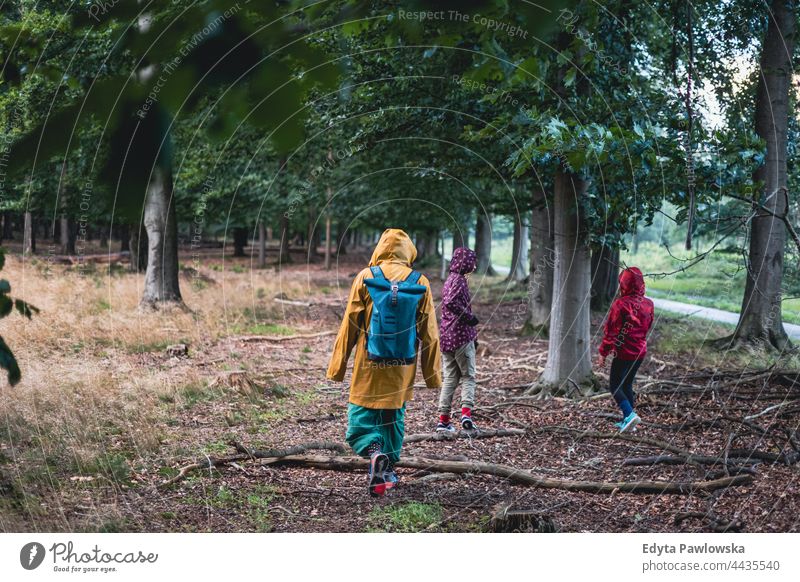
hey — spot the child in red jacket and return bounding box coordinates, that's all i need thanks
[597,267,654,433]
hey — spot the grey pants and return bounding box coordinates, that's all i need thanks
[438,340,476,415]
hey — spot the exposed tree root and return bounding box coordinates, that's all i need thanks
[268,454,752,494]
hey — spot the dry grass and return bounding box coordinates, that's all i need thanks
[0,255,314,531]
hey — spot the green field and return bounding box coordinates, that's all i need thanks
[622,241,800,325]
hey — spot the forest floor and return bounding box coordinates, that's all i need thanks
[1,249,799,533]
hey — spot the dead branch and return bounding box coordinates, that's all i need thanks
[529,426,695,457]
[273,298,312,307]
[295,414,337,424]
[674,511,744,533]
[269,454,752,494]
[159,441,347,487]
[489,504,558,532]
[745,400,797,420]
[403,428,525,444]
[236,330,336,343]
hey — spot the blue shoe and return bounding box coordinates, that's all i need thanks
[614,420,624,430]
[436,421,456,434]
[384,466,399,490]
[619,412,641,433]
[368,452,390,497]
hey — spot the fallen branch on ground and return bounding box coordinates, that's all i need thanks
[236,330,336,343]
[159,441,346,487]
[273,298,312,307]
[403,428,525,444]
[674,511,744,532]
[529,426,695,457]
[268,454,752,494]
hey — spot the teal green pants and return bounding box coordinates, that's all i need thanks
[345,403,406,463]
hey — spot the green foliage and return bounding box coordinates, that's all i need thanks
[0,249,37,385]
[368,501,443,532]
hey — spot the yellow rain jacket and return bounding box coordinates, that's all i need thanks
[326,229,442,409]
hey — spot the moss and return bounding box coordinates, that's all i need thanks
[368,502,443,532]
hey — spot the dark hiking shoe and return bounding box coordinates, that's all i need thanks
[368,452,390,497]
[461,415,478,431]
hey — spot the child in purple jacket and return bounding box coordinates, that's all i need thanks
[436,247,479,432]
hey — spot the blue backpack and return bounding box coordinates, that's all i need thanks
[363,266,426,364]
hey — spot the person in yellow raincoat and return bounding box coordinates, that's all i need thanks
[327,228,442,495]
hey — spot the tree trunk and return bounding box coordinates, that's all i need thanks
[523,190,554,335]
[534,169,594,396]
[324,187,332,270]
[507,215,529,282]
[141,165,182,306]
[129,225,148,273]
[475,212,497,275]
[732,0,795,351]
[416,232,437,261]
[590,245,619,311]
[23,212,35,255]
[233,227,247,257]
[278,213,292,265]
[258,221,267,268]
[452,227,467,250]
[60,216,76,255]
[307,206,320,258]
[336,223,348,255]
[1,212,13,241]
[118,223,130,253]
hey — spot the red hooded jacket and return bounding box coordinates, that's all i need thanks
[598,267,654,361]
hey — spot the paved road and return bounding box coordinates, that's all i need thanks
[651,297,800,340]
[477,264,800,339]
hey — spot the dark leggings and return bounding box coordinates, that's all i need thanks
[608,358,643,417]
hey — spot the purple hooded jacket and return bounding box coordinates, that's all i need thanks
[440,247,478,353]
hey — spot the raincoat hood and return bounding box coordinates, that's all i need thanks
[369,229,417,267]
[619,267,645,297]
[450,247,477,275]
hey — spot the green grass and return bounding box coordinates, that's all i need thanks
[367,501,443,532]
[650,313,800,370]
[184,484,278,532]
[623,241,800,325]
[126,339,181,354]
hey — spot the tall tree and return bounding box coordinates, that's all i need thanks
[731,0,796,350]
[536,169,594,394]
[475,212,497,275]
[523,190,555,334]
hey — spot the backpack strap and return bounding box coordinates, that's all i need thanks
[369,266,385,279]
[404,270,422,285]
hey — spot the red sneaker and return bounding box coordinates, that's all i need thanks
[368,452,390,497]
